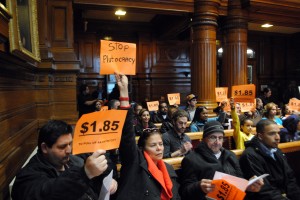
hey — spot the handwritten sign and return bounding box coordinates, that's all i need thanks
[232,84,256,103]
[239,101,256,112]
[73,110,127,154]
[288,98,300,111]
[206,179,246,200]
[147,101,159,111]
[219,99,231,112]
[167,93,180,105]
[100,40,136,75]
[215,87,228,102]
[100,106,108,111]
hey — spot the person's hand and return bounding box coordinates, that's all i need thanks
[84,150,108,179]
[114,73,128,91]
[180,141,193,155]
[229,97,235,108]
[110,179,118,194]
[200,179,215,193]
[246,176,264,192]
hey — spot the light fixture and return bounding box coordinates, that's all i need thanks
[115,9,126,16]
[103,36,112,41]
[261,23,273,28]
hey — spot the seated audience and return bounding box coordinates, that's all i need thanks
[77,84,98,118]
[133,103,143,125]
[280,114,300,142]
[135,108,156,136]
[114,73,181,200]
[163,110,192,158]
[230,98,255,149]
[95,99,103,111]
[190,103,226,132]
[160,105,179,134]
[180,121,263,200]
[108,99,120,110]
[262,102,282,125]
[239,119,300,199]
[184,94,198,121]
[11,120,117,200]
[152,101,169,123]
[259,87,272,106]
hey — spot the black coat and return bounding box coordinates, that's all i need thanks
[116,109,181,200]
[239,136,300,200]
[11,153,109,200]
[180,142,243,200]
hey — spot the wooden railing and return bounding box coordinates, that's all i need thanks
[117,140,300,171]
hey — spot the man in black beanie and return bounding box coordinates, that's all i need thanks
[180,121,263,200]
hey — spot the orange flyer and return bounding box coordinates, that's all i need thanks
[72,110,127,155]
[147,101,159,111]
[239,101,256,112]
[288,98,300,111]
[100,106,108,111]
[167,93,180,105]
[215,87,228,102]
[100,40,136,75]
[206,179,246,200]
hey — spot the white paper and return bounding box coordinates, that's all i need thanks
[212,171,269,192]
[248,174,269,186]
[213,171,248,191]
[98,170,113,200]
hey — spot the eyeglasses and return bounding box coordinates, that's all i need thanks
[142,128,159,134]
[207,135,224,142]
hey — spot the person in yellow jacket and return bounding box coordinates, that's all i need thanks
[230,98,255,150]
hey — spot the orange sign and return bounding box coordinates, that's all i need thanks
[232,84,256,103]
[206,179,246,200]
[239,101,256,112]
[215,87,228,102]
[73,110,127,155]
[219,99,231,112]
[100,106,108,111]
[167,93,180,105]
[288,98,300,111]
[100,40,136,75]
[147,101,159,111]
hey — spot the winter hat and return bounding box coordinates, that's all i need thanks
[203,121,224,138]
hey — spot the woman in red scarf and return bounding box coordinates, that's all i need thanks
[114,73,181,200]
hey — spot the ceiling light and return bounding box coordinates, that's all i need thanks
[115,10,126,16]
[261,23,273,28]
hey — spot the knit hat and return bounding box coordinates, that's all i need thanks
[186,94,198,101]
[203,121,224,138]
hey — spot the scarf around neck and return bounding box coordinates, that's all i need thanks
[143,151,173,200]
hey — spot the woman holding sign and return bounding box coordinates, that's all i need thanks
[115,73,181,200]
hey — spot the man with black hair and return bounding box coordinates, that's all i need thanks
[240,119,300,199]
[12,120,117,200]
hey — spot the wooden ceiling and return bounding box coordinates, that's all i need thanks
[73,0,300,38]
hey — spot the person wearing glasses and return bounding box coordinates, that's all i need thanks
[114,73,181,200]
[180,121,263,200]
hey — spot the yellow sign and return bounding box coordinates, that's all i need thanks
[100,40,136,75]
[215,87,228,102]
[73,110,127,154]
[167,93,180,105]
[147,101,159,111]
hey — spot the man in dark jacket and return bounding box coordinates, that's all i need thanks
[11,120,117,200]
[240,119,300,200]
[180,121,263,200]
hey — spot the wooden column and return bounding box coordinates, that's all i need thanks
[221,0,248,94]
[191,0,220,107]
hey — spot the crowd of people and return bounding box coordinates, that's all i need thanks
[11,74,300,200]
